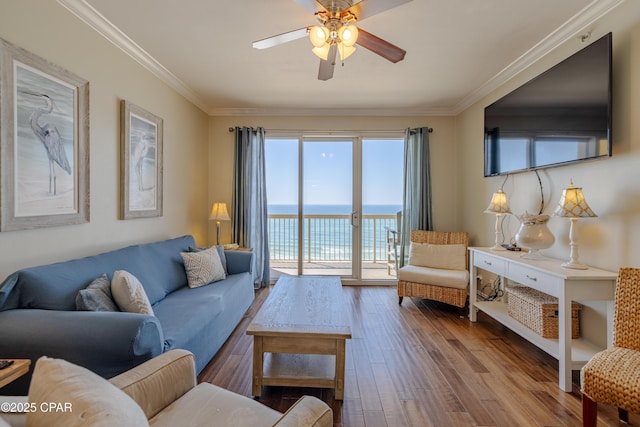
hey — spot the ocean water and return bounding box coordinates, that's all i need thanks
[269,204,402,215]
[268,204,402,261]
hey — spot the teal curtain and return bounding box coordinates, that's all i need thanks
[399,127,433,267]
[232,127,270,288]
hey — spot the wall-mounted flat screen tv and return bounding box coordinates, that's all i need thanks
[484,32,612,177]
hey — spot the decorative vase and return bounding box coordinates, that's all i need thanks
[515,212,555,260]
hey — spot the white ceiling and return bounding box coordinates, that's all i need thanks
[60,0,622,116]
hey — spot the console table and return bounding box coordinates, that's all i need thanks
[468,247,617,392]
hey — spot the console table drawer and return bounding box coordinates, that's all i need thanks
[508,264,561,296]
[473,252,506,276]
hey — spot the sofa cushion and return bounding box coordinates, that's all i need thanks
[408,242,466,271]
[398,264,469,290]
[111,271,154,315]
[27,356,149,427]
[75,274,118,312]
[153,284,224,351]
[181,247,226,288]
[149,383,281,427]
[152,272,254,374]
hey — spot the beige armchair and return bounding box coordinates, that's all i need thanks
[397,230,469,315]
[1,349,332,427]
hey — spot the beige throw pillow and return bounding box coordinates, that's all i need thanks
[27,356,149,427]
[181,246,226,288]
[111,270,154,315]
[408,242,466,271]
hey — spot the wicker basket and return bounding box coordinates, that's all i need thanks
[506,285,581,339]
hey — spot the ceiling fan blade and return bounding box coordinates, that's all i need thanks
[346,0,412,21]
[252,27,309,50]
[318,44,337,81]
[355,28,406,63]
[294,0,327,15]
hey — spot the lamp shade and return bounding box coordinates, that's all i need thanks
[311,43,331,60]
[484,189,512,214]
[209,202,231,221]
[338,25,358,47]
[553,181,597,218]
[309,25,329,48]
[338,44,356,61]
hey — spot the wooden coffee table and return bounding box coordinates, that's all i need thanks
[247,275,352,400]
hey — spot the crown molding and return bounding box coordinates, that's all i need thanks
[450,0,625,115]
[58,0,624,118]
[56,0,210,113]
[207,106,455,117]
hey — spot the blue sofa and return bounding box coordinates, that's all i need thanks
[0,235,254,394]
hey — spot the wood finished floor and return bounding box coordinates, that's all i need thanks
[198,285,636,427]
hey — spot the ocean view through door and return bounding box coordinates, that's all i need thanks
[303,138,354,277]
[266,134,403,283]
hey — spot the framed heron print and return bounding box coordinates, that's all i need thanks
[0,38,89,231]
[120,100,163,219]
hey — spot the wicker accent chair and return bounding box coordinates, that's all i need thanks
[581,267,640,426]
[397,230,469,313]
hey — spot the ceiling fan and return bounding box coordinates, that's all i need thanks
[252,0,412,81]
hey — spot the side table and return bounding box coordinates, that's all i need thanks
[0,360,30,389]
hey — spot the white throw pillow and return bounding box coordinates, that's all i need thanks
[181,246,226,288]
[408,242,466,271]
[111,270,154,315]
[27,356,149,427]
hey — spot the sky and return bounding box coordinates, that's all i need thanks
[265,138,403,207]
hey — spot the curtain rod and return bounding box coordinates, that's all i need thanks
[228,127,433,133]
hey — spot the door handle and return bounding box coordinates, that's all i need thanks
[351,212,359,227]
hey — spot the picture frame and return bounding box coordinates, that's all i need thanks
[0,38,90,231]
[120,100,163,219]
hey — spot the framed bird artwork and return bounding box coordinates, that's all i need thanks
[120,100,163,220]
[0,37,89,231]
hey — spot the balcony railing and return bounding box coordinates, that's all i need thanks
[268,214,398,263]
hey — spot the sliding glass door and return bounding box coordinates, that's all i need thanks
[302,138,355,276]
[266,133,403,283]
[361,138,404,280]
[265,138,299,273]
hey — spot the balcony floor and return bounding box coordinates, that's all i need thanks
[270,260,397,282]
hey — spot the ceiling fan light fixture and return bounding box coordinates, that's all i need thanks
[309,25,329,48]
[338,25,358,47]
[338,44,356,61]
[312,43,331,60]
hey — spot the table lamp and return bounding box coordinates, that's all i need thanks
[553,180,597,269]
[485,188,511,250]
[209,202,231,245]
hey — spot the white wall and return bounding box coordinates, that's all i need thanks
[456,0,640,346]
[208,115,458,245]
[0,0,210,280]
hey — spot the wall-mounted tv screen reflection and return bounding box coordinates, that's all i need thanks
[484,32,612,177]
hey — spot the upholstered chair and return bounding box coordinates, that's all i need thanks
[581,267,640,426]
[397,230,469,314]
